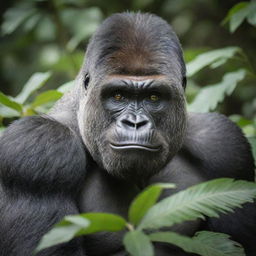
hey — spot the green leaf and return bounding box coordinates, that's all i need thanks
[229,5,250,33]
[222,2,249,26]
[186,47,241,77]
[1,5,36,35]
[36,213,126,252]
[247,1,256,26]
[35,216,90,253]
[138,178,256,230]
[0,92,22,112]
[188,69,246,113]
[57,80,75,93]
[31,90,63,108]
[150,231,245,256]
[15,72,52,104]
[76,213,127,235]
[124,230,154,256]
[128,183,176,226]
[0,105,20,118]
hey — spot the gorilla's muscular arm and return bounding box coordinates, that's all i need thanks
[0,116,86,256]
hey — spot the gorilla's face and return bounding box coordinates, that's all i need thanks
[79,74,187,181]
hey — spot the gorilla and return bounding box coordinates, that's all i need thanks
[0,12,255,256]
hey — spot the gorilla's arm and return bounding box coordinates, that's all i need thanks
[0,116,86,256]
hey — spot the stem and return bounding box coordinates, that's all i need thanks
[126,223,135,231]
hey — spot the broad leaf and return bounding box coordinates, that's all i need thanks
[128,183,176,226]
[188,69,246,113]
[35,216,90,253]
[0,105,20,118]
[186,47,241,77]
[138,178,256,230]
[36,213,126,252]
[31,90,63,108]
[150,231,245,256]
[124,230,154,256]
[15,72,51,104]
[76,213,127,235]
[0,92,22,112]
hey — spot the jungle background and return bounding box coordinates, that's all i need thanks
[0,0,255,162]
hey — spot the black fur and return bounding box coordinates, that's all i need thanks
[0,12,255,256]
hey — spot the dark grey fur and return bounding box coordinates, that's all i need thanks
[0,12,255,256]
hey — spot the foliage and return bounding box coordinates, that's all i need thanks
[0,1,256,256]
[36,179,256,256]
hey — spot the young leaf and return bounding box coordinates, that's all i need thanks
[150,231,245,256]
[229,5,250,33]
[31,90,63,108]
[128,183,176,226]
[124,230,154,256]
[188,69,246,113]
[15,72,51,104]
[138,178,256,230]
[0,92,22,113]
[186,47,241,77]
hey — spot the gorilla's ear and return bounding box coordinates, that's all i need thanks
[182,76,187,90]
[83,74,90,90]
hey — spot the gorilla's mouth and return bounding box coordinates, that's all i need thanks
[110,143,161,152]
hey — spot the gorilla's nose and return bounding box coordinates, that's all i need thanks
[119,114,151,130]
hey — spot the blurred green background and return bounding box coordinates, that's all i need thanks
[0,0,255,158]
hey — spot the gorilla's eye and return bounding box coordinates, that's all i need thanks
[113,93,124,101]
[149,94,160,102]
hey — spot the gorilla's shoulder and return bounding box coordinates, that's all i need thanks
[183,112,255,180]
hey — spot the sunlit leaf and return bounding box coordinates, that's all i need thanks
[31,90,63,108]
[150,231,245,256]
[186,47,241,77]
[0,92,22,112]
[138,178,256,230]
[124,231,154,256]
[15,72,51,104]
[188,69,246,113]
[128,183,175,226]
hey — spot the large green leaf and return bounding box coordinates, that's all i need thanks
[128,183,175,226]
[36,213,126,252]
[138,178,256,230]
[188,69,246,113]
[31,90,63,108]
[0,92,22,113]
[186,47,241,77]
[150,231,245,256]
[15,72,51,104]
[123,230,154,256]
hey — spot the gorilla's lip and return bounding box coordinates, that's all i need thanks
[110,143,161,152]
